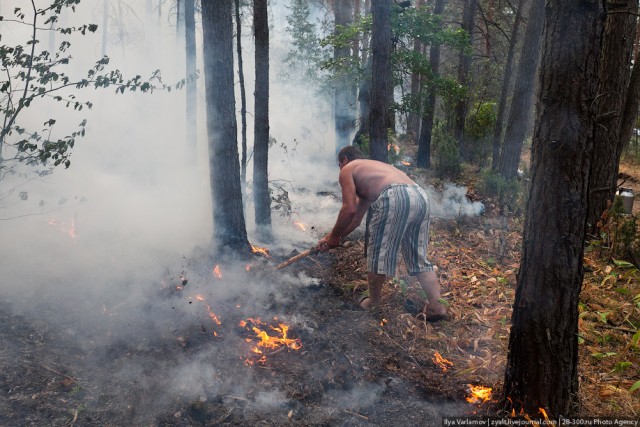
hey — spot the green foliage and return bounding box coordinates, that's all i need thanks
[432,123,460,179]
[283,0,328,85]
[353,130,403,164]
[478,168,527,213]
[315,3,469,119]
[464,101,497,166]
[0,0,174,178]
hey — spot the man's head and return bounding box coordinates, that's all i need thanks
[337,146,365,168]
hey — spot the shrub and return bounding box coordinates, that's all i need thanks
[433,124,461,179]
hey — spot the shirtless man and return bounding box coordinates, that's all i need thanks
[317,146,447,320]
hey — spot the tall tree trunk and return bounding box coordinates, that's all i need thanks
[620,38,640,153]
[334,0,355,155]
[407,0,425,143]
[498,0,544,180]
[102,0,109,57]
[502,0,606,416]
[491,0,524,170]
[454,0,477,160]
[253,0,271,238]
[177,0,183,38]
[185,0,197,162]
[201,0,250,254]
[586,0,638,233]
[416,0,445,169]
[369,0,392,162]
[235,0,248,186]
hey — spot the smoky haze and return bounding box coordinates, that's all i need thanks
[0,0,476,423]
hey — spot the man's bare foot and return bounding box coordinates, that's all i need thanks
[422,303,448,322]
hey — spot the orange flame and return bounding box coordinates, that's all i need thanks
[251,244,271,258]
[195,294,222,336]
[432,351,454,372]
[466,384,492,404]
[46,217,78,243]
[293,221,307,231]
[213,265,223,278]
[401,161,410,166]
[240,318,302,365]
[388,143,400,154]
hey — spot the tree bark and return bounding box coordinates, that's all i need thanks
[498,0,544,180]
[586,0,638,233]
[454,0,477,160]
[253,0,271,238]
[416,0,445,169]
[490,0,524,171]
[502,0,606,416]
[185,0,197,163]
[369,0,392,163]
[201,0,250,254]
[235,0,248,186]
[334,0,355,156]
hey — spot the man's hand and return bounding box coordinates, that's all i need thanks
[317,233,341,252]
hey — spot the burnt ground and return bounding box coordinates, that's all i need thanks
[2,151,639,425]
[0,241,474,427]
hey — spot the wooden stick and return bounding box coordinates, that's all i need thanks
[276,246,319,270]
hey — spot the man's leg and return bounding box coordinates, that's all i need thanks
[416,270,447,318]
[360,272,386,309]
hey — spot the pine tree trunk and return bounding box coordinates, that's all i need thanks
[586,0,638,233]
[369,0,391,163]
[491,0,524,170]
[253,0,271,238]
[416,0,445,169]
[201,0,250,254]
[454,0,477,160]
[498,0,544,180]
[334,0,355,155]
[235,0,248,187]
[502,0,605,416]
[185,0,197,162]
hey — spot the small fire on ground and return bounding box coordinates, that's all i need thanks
[251,244,270,258]
[466,384,492,404]
[239,317,302,365]
[432,351,453,372]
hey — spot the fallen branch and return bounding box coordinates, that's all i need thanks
[276,246,319,270]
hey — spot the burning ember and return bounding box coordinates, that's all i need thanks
[432,351,454,372]
[46,217,78,243]
[212,265,223,278]
[251,244,270,258]
[466,384,492,404]
[293,221,307,231]
[239,317,302,365]
[401,161,410,166]
[195,294,222,336]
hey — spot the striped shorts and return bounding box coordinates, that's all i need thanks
[367,184,434,276]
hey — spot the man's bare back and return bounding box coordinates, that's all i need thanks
[346,159,416,202]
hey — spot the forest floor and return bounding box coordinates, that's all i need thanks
[1,144,639,426]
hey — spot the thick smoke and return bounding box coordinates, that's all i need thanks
[0,1,474,423]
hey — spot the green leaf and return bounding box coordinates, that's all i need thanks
[632,330,640,347]
[612,361,632,374]
[613,259,635,268]
[630,381,640,392]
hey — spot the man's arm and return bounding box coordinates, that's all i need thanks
[342,198,370,237]
[318,165,358,249]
